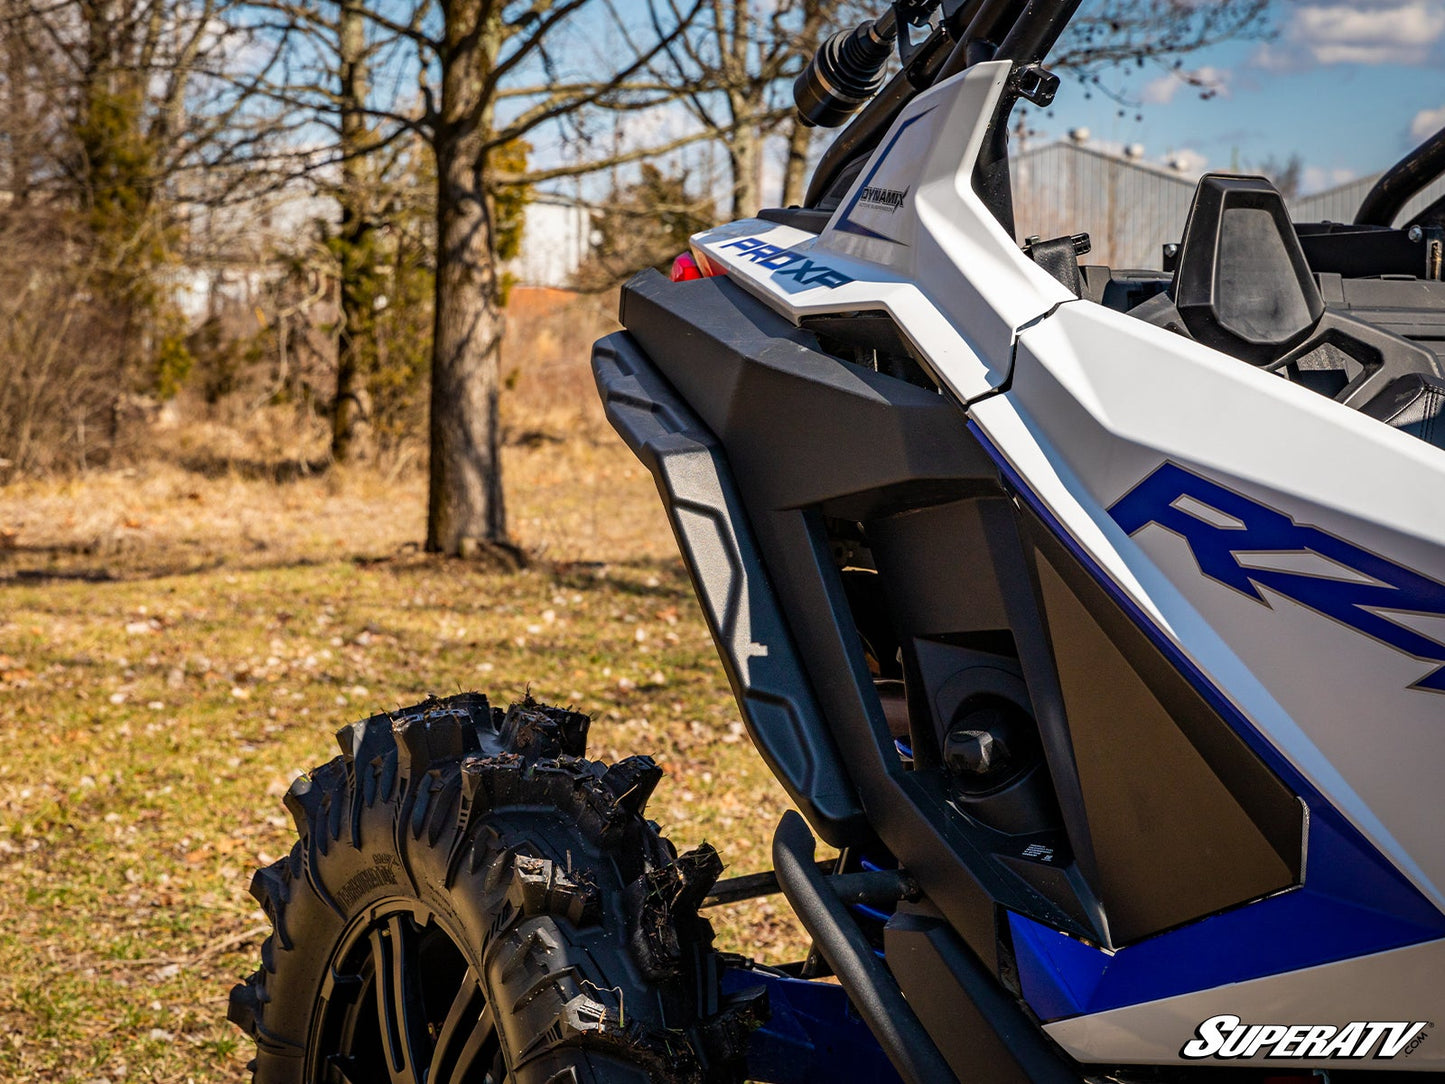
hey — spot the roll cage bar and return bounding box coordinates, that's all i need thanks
[803,0,1084,229]
[802,0,1445,234]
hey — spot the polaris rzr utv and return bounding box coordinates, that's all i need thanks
[230,0,1445,1081]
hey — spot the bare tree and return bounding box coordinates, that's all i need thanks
[248,0,706,549]
[1051,0,1271,92]
[649,0,805,218]
[234,0,407,462]
[778,0,873,208]
[1257,152,1304,200]
[1,0,47,204]
[266,0,701,553]
[416,1,702,555]
[0,0,289,469]
[778,0,830,208]
[330,0,377,461]
[244,0,427,462]
[573,162,716,289]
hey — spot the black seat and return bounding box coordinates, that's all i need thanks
[1173,174,1323,365]
[1168,173,1441,407]
[1362,373,1445,450]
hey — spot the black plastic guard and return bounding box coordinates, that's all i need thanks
[592,331,869,844]
[605,272,1108,958]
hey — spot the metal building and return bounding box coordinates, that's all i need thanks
[1011,140,1445,270]
[1292,174,1445,228]
[1011,141,1197,268]
[504,192,593,287]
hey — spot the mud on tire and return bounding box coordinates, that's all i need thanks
[228,693,764,1083]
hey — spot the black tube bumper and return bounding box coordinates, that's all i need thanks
[592,331,869,844]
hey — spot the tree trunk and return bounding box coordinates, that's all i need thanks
[780,0,830,209]
[780,115,813,208]
[4,1,32,204]
[331,0,374,462]
[426,131,507,554]
[728,118,762,219]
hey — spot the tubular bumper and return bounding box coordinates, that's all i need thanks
[591,331,869,844]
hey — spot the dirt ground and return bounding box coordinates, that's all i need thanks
[0,291,815,1082]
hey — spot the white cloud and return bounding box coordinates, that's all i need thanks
[1140,74,1180,105]
[1412,104,1445,141]
[1141,66,1232,105]
[1301,165,1359,195]
[1257,1,1445,69]
[1163,148,1209,176]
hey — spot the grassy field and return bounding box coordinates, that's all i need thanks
[0,294,814,1082]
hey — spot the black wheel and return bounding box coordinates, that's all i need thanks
[229,693,764,1084]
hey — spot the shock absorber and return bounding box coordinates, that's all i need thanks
[793,2,944,128]
[793,13,899,129]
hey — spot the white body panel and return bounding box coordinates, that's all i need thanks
[688,54,1445,1068]
[976,302,1445,910]
[693,63,1069,399]
[973,308,1445,1065]
[1044,937,1445,1069]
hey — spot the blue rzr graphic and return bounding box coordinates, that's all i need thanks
[1110,462,1445,693]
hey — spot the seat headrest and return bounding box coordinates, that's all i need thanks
[1173,174,1324,365]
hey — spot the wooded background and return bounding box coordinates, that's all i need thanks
[0,5,1286,1076]
[0,0,1269,556]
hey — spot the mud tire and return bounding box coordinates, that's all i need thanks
[229,693,762,1083]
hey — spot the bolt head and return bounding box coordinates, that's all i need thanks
[944,725,1010,776]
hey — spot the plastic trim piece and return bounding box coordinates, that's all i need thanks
[591,332,868,845]
[612,268,1112,960]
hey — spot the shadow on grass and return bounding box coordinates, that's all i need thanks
[550,558,688,598]
[1,554,281,585]
[175,452,334,483]
[0,545,687,590]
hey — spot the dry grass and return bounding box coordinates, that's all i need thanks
[0,427,674,579]
[0,290,814,1083]
[0,289,669,579]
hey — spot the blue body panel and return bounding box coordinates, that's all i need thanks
[720,967,902,1084]
[967,423,1445,1019]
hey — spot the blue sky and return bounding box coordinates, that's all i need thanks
[1027,0,1445,192]
[535,0,1445,205]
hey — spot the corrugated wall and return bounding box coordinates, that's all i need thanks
[1011,142,1445,271]
[1011,143,1196,268]
[1291,174,1445,226]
